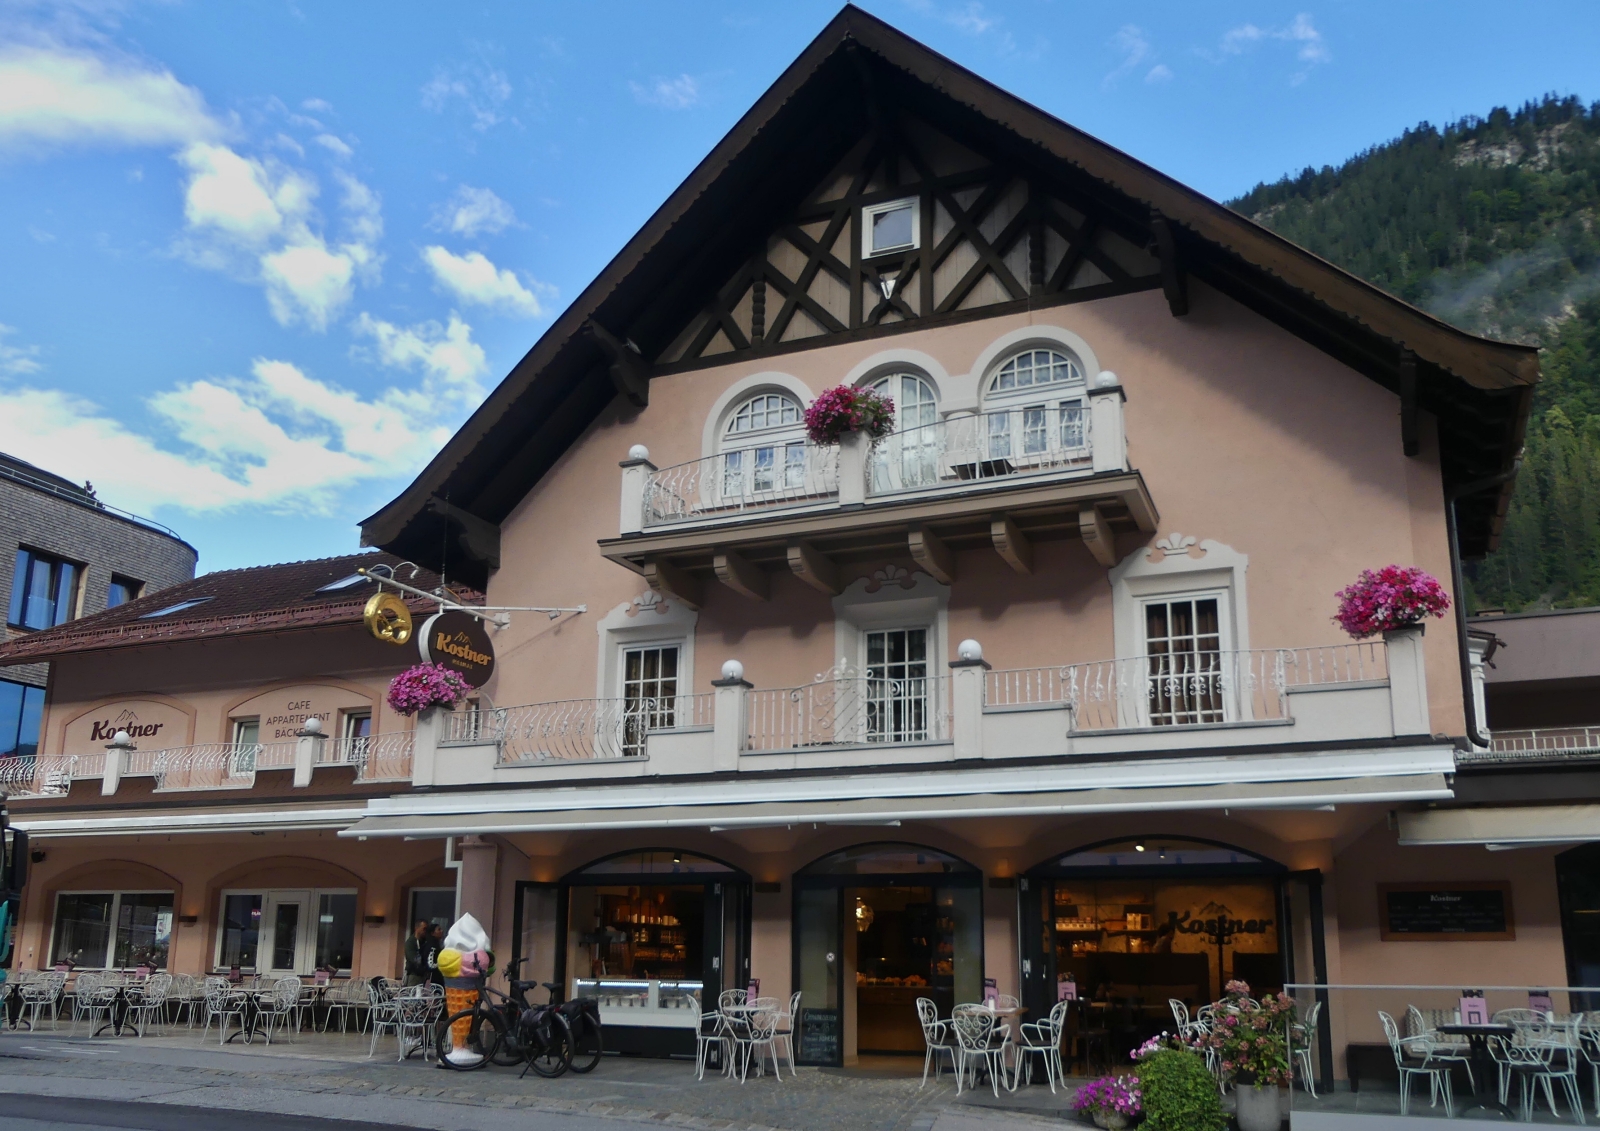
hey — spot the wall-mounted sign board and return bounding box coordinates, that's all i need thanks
[1378,882,1514,941]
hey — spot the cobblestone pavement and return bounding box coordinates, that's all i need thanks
[0,1028,1082,1131]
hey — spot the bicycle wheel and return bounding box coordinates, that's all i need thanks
[488,1006,524,1066]
[436,1008,499,1070]
[524,1012,571,1078]
[566,1011,603,1073]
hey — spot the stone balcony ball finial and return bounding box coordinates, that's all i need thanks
[627,443,651,462]
[1094,370,1119,389]
[108,729,135,749]
[957,639,983,662]
[721,659,745,682]
[299,716,323,736]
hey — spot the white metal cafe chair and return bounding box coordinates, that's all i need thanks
[916,997,959,1087]
[952,1003,1010,1098]
[1015,998,1070,1093]
[727,999,784,1083]
[130,972,172,1037]
[1293,1000,1324,1097]
[1380,1010,1455,1118]
[771,990,802,1079]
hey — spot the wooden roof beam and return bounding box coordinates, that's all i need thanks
[1150,213,1189,317]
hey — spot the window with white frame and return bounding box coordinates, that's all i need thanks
[1142,594,1226,726]
[868,373,940,491]
[981,348,1089,469]
[342,709,372,764]
[863,197,919,257]
[215,888,357,974]
[230,716,260,774]
[620,644,679,757]
[719,391,807,501]
[50,890,173,969]
[865,626,931,743]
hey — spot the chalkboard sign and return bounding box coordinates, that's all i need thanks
[1379,882,1514,941]
[799,1007,840,1063]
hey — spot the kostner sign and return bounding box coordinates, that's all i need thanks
[419,610,495,688]
[89,710,165,742]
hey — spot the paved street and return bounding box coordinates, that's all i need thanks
[0,1028,1079,1131]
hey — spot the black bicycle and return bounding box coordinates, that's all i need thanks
[435,962,571,1077]
[550,985,604,1074]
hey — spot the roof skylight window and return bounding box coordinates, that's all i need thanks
[316,572,372,593]
[138,597,213,619]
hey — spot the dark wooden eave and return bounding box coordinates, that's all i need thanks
[361,4,1537,588]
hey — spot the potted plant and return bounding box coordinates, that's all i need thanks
[1333,565,1450,639]
[1132,1033,1226,1131]
[1191,980,1295,1131]
[386,661,470,717]
[1073,1073,1142,1129]
[803,385,895,446]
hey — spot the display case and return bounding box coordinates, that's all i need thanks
[572,977,703,1029]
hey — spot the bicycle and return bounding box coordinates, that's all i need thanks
[435,961,571,1077]
[547,982,605,1074]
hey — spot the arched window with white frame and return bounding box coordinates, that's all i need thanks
[866,372,940,492]
[980,347,1090,472]
[718,390,808,501]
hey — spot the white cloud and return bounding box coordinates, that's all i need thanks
[0,350,482,515]
[1146,64,1174,83]
[0,325,43,376]
[0,42,224,152]
[630,75,701,110]
[421,63,512,131]
[421,246,545,318]
[1104,25,1156,88]
[301,98,333,113]
[352,312,488,393]
[314,133,352,158]
[433,184,517,237]
[261,240,355,331]
[178,142,306,245]
[1213,13,1330,82]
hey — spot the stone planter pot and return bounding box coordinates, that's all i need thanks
[1092,1111,1131,1131]
[1234,1083,1281,1131]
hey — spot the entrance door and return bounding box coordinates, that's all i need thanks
[1282,870,1331,1089]
[511,881,562,992]
[794,886,841,1065]
[263,891,311,974]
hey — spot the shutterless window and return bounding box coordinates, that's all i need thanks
[722,393,807,498]
[315,893,357,971]
[866,627,930,743]
[1144,596,1224,726]
[218,893,263,969]
[50,891,173,969]
[621,644,679,757]
[106,575,142,609]
[231,718,260,774]
[0,678,45,759]
[8,548,80,630]
[864,197,919,257]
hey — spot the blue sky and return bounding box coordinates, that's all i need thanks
[2,1,1597,576]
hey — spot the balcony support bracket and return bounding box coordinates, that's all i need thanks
[644,558,703,610]
[787,541,841,595]
[714,549,770,601]
[990,514,1033,575]
[1080,507,1117,568]
[909,524,957,584]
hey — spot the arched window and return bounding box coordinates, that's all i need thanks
[980,348,1090,470]
[867,373,940,492]
[719,391,807,499]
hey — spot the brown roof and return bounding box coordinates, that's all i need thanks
[360,5,1535,583]
[0,551,478,664]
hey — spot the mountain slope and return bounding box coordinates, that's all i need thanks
[1230,96,1600,611]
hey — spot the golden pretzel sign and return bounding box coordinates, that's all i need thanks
[363,592,413,645]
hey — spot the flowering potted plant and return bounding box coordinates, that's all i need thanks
[1073,1073,1142,1130]
[387,661,470,717]
[1189,980,1294,1131]
[1333,565,1450,638]
[803,385,895,446]
[1132,1032,1226,1131]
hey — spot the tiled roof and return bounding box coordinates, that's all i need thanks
[0,551,480,664]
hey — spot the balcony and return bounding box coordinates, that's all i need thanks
[600,377,1157,606]
[1458,726,1600,766]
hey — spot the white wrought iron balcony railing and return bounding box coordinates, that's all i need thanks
[446,694,715,764]
[329,732,415,781]
[123,742,293,791]
[746,666,952,752]
[866,405,1091,496]
[643,444,839,526]
[985,643,1388,731]
[0,752,102,798]
[1459,726,1600,765]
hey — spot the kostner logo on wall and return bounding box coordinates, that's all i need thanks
[419,610,495,688]
[89,708,164,742]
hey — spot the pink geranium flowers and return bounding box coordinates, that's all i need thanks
[387,662,470,716]
[803,385,895,445]
[1073,1073,1142,1119]
[1333,565,1450,638]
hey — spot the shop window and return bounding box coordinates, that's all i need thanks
[570,850,737,878]
[8,548,81,630]
[621,645,679,757]
[218,893,262,969]
[105,574,142,609]
[315,893,357,971]
[1144,595,1225,725]
[50,891,173,969]
[0,678,44,759]
[410,888,456,934]
[216,888,357,974]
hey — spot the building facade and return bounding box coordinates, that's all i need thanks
[1,10,1556,1080]
[0,451,197,761]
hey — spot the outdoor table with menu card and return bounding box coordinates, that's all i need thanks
[1435,1024,1517,1118]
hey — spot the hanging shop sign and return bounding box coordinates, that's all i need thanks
[364,592,413,645]
[419,609,496,687]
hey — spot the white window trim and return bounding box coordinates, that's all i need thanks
[595,595,698,707]
[1109,538,1250,662]
[700,372,814,459]
[862,196,920,258]
[48,889,174,970]
[831,570,949,684]
[213,886,358,974]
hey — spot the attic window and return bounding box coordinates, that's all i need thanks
[316,572,371,593]
[138,597,213,619]
[864,197,918,257]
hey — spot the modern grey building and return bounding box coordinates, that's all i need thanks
[0,452,196,758]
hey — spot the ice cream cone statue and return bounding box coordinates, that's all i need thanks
[437,913,493,1066]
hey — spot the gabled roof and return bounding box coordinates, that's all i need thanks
[361,5,1536,586]
[0,551,476,664]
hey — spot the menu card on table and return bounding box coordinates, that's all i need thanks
[1058,980,1078,1002]
[1459,996,1489,1025]
[983,978,999,1007]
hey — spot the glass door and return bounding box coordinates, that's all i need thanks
[263,891,311,974]
[793,886,841,1065]
[512,881,562,994]
[1017,876,1054,1024]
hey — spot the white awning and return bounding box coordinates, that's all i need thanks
[1399,805,1600,848]
[340,772,1451,838]
[11,804,368,839]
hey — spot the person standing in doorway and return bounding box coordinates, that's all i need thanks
[404,920,431,987]
[427,923,445,987]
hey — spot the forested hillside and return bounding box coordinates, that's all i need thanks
[1230,96,1600,611]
